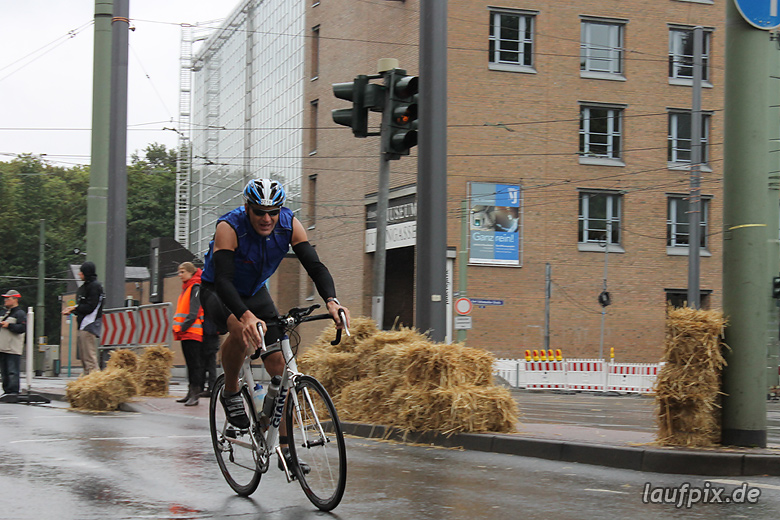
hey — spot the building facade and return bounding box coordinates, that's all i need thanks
[184,0,306,256]
[301,0,726,362]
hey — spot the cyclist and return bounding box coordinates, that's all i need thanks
[200,178,350,469]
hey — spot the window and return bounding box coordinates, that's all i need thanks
[580,19,624,77]
[578,191,621,246]
[668,111,710,164]
[579,105,623,161]
[309,99,318,155]
[665,289,712,310]
[307,173,317,229]
[311,25,320,80]
[489,10,535,71]
[667,195,709,249]
[669,27,710,83]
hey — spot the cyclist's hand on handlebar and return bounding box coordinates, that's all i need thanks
[240,311,266,351]
[326,300,350,330]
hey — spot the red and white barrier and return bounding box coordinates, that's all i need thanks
[607,363,659,394]
[525,361,566,390]
[495,357,661,395]
[102,310,137,346]
[101,303,172,348]
[565,359,606,391]
[137,304,171,346]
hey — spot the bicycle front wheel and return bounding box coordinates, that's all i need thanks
[286,375,347,511]
[209,374,262,496]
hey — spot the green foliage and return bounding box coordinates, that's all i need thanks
[0,144,177,341]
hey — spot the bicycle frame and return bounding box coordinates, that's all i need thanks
[236,328,323,482]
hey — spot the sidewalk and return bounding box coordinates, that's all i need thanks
[21,375,780,477]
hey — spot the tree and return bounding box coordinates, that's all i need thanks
[126,144,177,266]
[0,143,177,342]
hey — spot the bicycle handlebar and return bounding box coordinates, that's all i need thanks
[251,304,349,358]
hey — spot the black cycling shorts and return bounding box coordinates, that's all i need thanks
[199,282,283,359]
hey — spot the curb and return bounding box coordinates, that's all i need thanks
[339,422,780,477]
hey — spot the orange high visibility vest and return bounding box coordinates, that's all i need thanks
[173,283,204,342]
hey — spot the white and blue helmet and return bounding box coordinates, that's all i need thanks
[243,178,286,207]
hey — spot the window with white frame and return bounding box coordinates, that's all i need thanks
[489,10,534,70]
[669,27,710,82]
[581,19,624,75]
[668,111,710,164]
[579,105,623,160]
[578,191,622,245]
[667,195,709,248]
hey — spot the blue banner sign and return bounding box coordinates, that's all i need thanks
[469,182,522,266]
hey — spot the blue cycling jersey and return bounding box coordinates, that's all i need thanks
[201,206,294,296]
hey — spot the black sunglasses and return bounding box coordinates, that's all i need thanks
[249,207,281,217]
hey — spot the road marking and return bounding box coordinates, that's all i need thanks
[11,438,69,444]
[90,436,151,441]
[709,479,780,491]
[584,488,629,494]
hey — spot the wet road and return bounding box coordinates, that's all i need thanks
[3,401,780,519]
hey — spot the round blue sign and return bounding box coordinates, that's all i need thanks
[734,0,780,29]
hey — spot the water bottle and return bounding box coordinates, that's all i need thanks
[253,383,266,416]
[262,375,282,419]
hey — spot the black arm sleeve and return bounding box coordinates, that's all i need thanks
[213,249,250,319]
[292,241,336,301]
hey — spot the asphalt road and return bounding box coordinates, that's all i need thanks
[3,401,780,519]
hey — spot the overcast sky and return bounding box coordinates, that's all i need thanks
[0,1,237,168]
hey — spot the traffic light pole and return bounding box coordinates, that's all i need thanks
[372,71,394,327]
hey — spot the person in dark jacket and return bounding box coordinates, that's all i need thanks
[0,290,26,398]
[62,262,104,375]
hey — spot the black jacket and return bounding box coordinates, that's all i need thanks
[75,277,104,336]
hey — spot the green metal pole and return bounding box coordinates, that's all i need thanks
[722,0,769,447]
[457,199,468,343]
[767,36,780,391]
[35,219,45,373]
[87,0,113,280]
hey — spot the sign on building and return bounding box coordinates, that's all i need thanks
[468,182,522,266]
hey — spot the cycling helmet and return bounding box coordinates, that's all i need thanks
[243,178,286,207]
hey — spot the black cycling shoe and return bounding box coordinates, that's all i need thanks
[219,389,250,429]
[279,447,311,476]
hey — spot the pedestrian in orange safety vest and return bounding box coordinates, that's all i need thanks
[173,262,205,406]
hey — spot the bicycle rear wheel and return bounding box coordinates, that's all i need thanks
[209,374,262,496]
[286,375,347,511]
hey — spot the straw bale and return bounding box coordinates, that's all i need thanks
[299,318,519,434]
[65,368,138,411]
[137,345,175,397]
[106,348,139,373]
[655,307,727,447]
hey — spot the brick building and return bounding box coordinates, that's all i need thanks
[301,0,726,362]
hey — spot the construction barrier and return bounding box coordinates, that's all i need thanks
[102,303,172,347]
[495,357,662,395]
[525,361,566,390]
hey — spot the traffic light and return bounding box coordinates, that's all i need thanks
[773,275,780,299]
[385,70,418,159]
[332,75,370,137]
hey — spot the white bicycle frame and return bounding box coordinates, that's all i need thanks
[237,327,327,482]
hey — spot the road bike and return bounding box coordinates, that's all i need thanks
[208,304,348,511]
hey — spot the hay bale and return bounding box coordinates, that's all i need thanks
[655,307,727,447]
[106,348,139,373]
[137,345,175,397]
[300,318,519,434]
[65,368,138,411]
